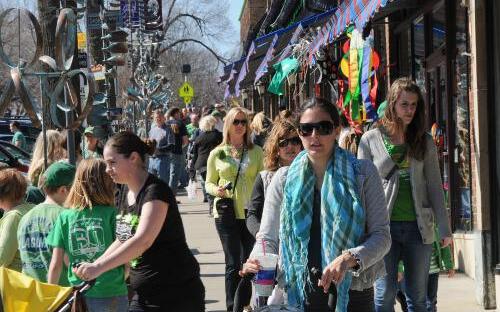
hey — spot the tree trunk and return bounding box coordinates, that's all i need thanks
[37,0,59,129]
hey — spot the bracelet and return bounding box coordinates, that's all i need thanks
[342,250,361,272]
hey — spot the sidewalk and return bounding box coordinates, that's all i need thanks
[177,187,484,312]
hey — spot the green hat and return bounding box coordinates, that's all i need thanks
[42,161,76,188]
[84,126,96,135]
[211,110,223,118]
[377,100,388,118]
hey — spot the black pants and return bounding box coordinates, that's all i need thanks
[305,286,375,312]
[215,218,255,311]
[128,277,205,311]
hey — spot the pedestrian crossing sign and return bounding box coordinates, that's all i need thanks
[179,82,194,98]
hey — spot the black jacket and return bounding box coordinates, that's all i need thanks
[190,130,223,173]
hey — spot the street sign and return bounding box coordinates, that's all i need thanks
[179,82,194,98]
[183,96,192,104]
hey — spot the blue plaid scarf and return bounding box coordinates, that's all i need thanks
[279,146,365,311]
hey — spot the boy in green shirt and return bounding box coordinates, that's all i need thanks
[0,169,33,271]
[17,161,76,285]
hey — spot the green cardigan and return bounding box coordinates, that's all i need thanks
[206,144,263,219]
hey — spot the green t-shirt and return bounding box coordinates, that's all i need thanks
[17,203,69,286]
[12,130,27,151]
[383,135,417,221]
[186,124,199,140]
[0,203,33,271]
[46,205,127,298]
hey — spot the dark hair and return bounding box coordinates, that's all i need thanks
[166,107,181,119]
[105,131,156,162]
[299,97,340,128]
[382,77,426,160]
[10,121,20,128]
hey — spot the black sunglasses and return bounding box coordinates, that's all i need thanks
[233,119,247,126]
[278,136,302,148]
[298,121,335,136]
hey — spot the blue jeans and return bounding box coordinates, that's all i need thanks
[375,221,432,312]
[85,295,128,312]
[168,152,183,195]
[426,273,439,312]
[148,155,170,185]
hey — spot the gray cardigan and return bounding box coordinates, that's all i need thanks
[357,128,452,244]
[251,159,391,291]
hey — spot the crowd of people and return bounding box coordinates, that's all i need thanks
[0,77,455,312]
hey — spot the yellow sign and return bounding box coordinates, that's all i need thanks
[183,96,192,104]
[77,32,87,50]
[178,82,194,98]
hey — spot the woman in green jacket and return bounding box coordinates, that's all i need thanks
[206,107,263,311]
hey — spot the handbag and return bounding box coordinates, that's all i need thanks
[215,149,245,225]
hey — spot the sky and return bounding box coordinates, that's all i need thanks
[224,0,244,57]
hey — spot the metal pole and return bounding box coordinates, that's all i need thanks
[39,76,48,169]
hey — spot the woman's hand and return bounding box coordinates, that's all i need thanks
[73,262,103,281]
[216,186,226,198]
[239,258,261,277]
[319,253,358,293]
[447,269,455,278]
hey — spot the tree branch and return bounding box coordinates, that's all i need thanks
[158,38,228,66]
[163,13,205,37]
[165,0,178,25]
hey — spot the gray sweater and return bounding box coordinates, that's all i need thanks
[357,128,452,244]
[251,159,391,291]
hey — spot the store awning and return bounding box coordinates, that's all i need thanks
[308,0,392,63]
[222,7,338,98]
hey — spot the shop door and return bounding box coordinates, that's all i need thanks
[425,52,456,223]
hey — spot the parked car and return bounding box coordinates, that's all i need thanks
[0,134,36,153]
[0,117,40,134]
[0,141,30,173]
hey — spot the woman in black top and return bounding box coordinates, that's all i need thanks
[74,132,204,312]
[246,118,302,237]
[190,115,223,207]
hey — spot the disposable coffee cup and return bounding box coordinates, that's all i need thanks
[253,253,278,297]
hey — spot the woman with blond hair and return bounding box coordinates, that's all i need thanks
[250,111,271,147]
[47,159,128,311]
[206,107,263,311]
[26,130,66,204]
[189,115,223,207]
[28,130,66,187]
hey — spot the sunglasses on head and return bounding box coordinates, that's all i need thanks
[233,119,247,126]
[278,136,302,148]
[298,121,335,136]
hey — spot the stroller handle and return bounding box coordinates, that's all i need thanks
[310,267,337,311]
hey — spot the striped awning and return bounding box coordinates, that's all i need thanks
[308,0,391,63]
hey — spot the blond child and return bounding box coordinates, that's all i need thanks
[47,159,127,312]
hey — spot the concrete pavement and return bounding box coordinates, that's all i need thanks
[177,187,485,312]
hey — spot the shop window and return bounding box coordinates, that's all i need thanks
[412,16,425,92]
[431,5,446,51]
[453,5,472,231]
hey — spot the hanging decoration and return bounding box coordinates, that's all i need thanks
[338,28,380,130]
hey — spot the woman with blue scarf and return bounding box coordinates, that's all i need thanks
[243,98,391,311]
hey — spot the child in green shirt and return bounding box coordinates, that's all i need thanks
[47,159,127,312]
[17,161,76,285]
[0,169,33,271]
